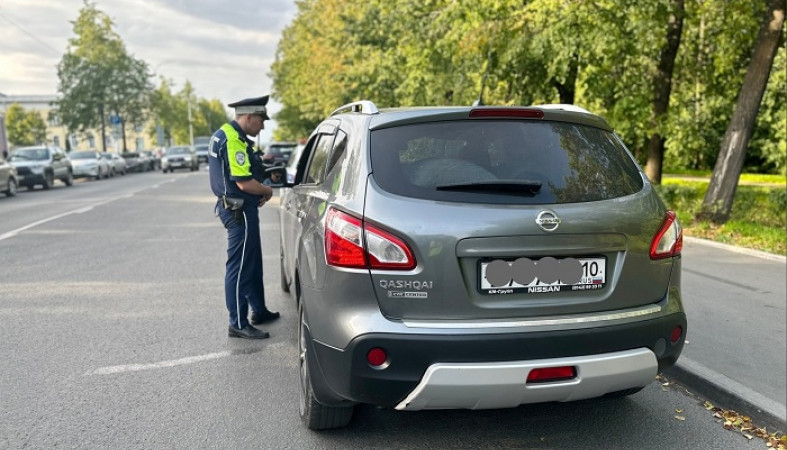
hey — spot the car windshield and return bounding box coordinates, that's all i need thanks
[100,153,112,159]
[267,144,296,156]
[10,148,48,161]
[195,145,209,152]
[70,151,97,159]
[370,120,644,205]
[167,147,191,155]
[124,152,139,158]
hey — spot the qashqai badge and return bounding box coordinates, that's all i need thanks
[536,210,561,232]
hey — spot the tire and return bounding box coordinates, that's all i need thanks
[64,171,73,186]
[298,302,354,430]
[280,249,290,293]
[4,178,17,197]
[42,172,54,190]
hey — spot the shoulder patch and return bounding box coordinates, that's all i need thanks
[234,151,246,165]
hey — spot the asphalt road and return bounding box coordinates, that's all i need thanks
[0,171,774,449]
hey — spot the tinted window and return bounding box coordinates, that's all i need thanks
[370,120,644,205]
[305,135,334,184]
[326,130,347,176]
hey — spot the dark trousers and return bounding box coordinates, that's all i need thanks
[218,202,266,329]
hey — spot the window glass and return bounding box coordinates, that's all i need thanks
[305,134,335,184]
[326,130,347,176]
[370,120,644,205]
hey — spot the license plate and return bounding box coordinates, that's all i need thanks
[479,257,606,294]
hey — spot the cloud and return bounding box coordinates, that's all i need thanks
[0,0,298,142]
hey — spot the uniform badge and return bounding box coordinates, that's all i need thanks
[235,151,246,165]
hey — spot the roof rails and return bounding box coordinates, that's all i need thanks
[532,104,592,114]
[330,100,379,116]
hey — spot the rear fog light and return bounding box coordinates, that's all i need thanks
[367,347,388,368]
[670,326,683,343]
[526,366,577,383]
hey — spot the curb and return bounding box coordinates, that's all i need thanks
[684,236,786,263]
[663,357,786,434]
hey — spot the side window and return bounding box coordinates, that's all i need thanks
[325,130,347,176]
[304,134,334,184]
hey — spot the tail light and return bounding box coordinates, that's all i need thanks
[650,211,683,260]
[325,208,416,270]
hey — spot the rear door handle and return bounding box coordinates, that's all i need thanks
[296,210,306,219]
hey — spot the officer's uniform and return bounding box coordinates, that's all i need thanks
[208,96,271,331]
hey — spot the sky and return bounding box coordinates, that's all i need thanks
[0,0,299,143]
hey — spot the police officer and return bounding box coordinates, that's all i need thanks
[208,95,280,339]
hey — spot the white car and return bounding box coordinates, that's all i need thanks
[101,153,127,176]
[162,146,198,173]
[70,150,110,180]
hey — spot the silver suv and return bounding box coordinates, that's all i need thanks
[9,145,73,190]
[279,101,686,430]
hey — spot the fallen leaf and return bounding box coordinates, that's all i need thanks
[675,415,686,421]
[675,409,683,413]
[704,401,714,410]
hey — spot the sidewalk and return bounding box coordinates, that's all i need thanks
[663,237,786,432]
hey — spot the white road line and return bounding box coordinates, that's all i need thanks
[86,351,233,375]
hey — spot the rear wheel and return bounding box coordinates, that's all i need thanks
[280,249,290,293]
[42,172,54,190]
[64,171,73,186]
[4,178,17,197]
[298,302,353,430]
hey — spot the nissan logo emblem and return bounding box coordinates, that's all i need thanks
[536,210,561,232]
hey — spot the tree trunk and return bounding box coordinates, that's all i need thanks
[99,103,107,152]
[697,0,785,223]
[645,0,685,185]
[552,51,578,104]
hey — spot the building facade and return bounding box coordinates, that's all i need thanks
[0,92,156,153]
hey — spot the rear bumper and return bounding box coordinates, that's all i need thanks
[308,312,686,407]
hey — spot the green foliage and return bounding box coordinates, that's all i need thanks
[656,178,786,254]
[148,79,228,146]
[5,104,47,147]
[271,0,785,176]
[55,0,152,151]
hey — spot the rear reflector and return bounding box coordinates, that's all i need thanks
[469,108,544,119]
[367,347,388,367]
[526,366,577,383]
[670,326,683,344]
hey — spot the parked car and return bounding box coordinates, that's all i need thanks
[284,141,306,184]
[141,150,161,170]
[121,152,143,172]
[9,145,73,190]
[100,152,127,176]
[69,150,110,180]
[279,101,686,430]
[162,146,198,172]
[263,141,297,165]
[194,143,209,164]
[0,154,18,197]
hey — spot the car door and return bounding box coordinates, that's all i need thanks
[282,124,337,289]
[52,147,66,178]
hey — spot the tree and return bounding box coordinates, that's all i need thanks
[644,0,685,184]
[5,104,47,147]
[56,1,152,152]
[698,0,785,223]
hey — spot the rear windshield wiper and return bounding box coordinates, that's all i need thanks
[435,180,542,194]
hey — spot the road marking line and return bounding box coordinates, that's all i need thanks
[86,351,233,375]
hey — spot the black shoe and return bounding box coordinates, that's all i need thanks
[228,324,270,339]
[250,310,280,325]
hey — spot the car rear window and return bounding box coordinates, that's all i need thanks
[370,120,644,205]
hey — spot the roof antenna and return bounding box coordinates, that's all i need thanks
[472,73,488,107]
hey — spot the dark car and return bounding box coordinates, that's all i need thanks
[9,145,73,190]
[162,146,198,172]
[279,101,686,430]
[194,143,209,164]
[1,153,18,197]
[263,141,297,165]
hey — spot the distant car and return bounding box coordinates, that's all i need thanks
[162,146,198,172]
[101,153,127,176]
[284,141,306,184]
[137,151,152,171]
[69,150,110,180]
[9,145,73,190]
[141,150,161,170]
[0,154,18,197]
[263,141,297,165]
[194,143,209,164]
[121,152,143,172]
